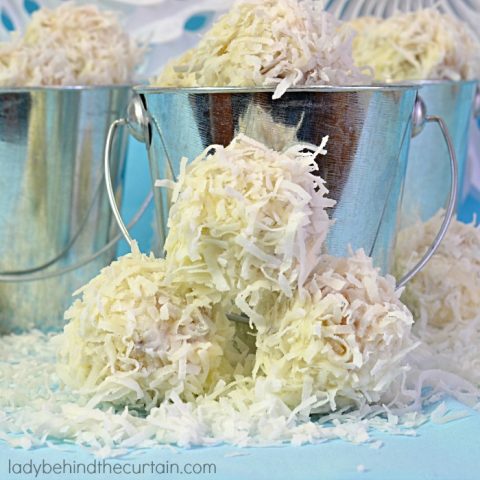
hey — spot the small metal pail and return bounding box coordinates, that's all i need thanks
[105,85,458,289]
[0,86,132,334]
[401,80,477,223]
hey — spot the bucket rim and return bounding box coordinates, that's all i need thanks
[0,84,134,93]
[399,79,478,88]
[134,83,419,95]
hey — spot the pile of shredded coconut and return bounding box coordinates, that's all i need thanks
[395,211,480,385]
[254,251,417,413]
[348,8,480,82]
[0,2,144,86]
[158,134,335,325]
[152,0,370,99]
[57,244,253,412]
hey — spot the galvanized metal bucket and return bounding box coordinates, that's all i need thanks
[400,80,477,223]
[105,85,458,289]
[0,86,133,334]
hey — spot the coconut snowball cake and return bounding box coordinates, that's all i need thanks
[1,0,480,457]
[0,2,144,86]
[348,8,480,82]
[152,0,371,98]
[395,212,480,387]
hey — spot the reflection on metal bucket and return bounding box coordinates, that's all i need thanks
[134,86,418,276]
[0,86,131,334]
[401,81,476,224]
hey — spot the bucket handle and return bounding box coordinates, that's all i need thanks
[104,94,153,249]
[105,119,134,248]
[396,95,458,289]
[0,120,152,283]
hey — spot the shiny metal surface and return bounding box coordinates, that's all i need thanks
[105,118,135,249]
[474,84,480,119]
[126,94,151,143]
[401,81,476,223]
[397,111,458,288]
[134,86,418,276]
[411,95,427,138]
[0,87,131,334]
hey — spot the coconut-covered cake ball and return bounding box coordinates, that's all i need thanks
[57,245,252,411]
[349,9,480,82]
[159,134,335,325]
[396,212,480,328]
[254,250,415,412]
[0,2,144,86]
[153,0,369,98]
[395,213,480,385]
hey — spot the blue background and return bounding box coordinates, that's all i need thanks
[117,139,155,256]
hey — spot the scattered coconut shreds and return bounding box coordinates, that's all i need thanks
[2,303,479,454]
[395,211,480,386]
[158,134,335,326]
[0,2,144,86]
[356,464,367,473]
[0,331,415,454]
[224,451,251,457]
[430,402,470,425]
[152,0,370,98]
[349,8,480,82]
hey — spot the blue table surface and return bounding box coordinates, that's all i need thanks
[2,141,480,480]
[1,398,479,480]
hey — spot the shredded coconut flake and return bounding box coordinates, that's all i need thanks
[430,402,470,425]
